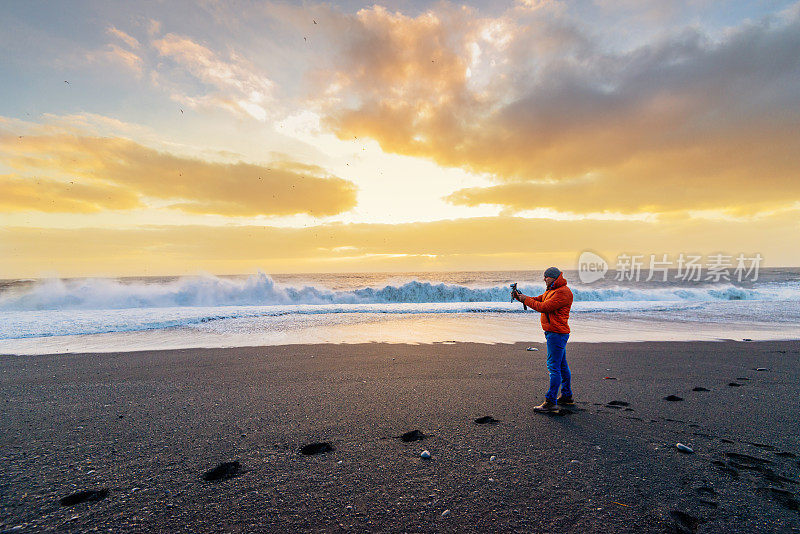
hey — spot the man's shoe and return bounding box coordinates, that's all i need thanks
[533,399,559,413]
[557,395,574,406]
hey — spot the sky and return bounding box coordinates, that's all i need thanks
[1,0,799,277]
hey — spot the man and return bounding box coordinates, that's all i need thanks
[513,267,574,413]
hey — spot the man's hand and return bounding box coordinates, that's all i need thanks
[513,291,526,303]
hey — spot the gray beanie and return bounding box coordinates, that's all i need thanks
[544,267,561,279]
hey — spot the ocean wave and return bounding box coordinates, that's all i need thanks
[0,271,797,311]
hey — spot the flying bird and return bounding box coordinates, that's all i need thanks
[64,80,70,85]
[313,19,317,24]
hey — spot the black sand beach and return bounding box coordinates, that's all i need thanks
[1,340,799,533]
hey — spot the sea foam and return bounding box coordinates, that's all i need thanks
[1,271,797,312]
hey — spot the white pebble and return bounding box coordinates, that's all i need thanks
[526,347,539,351]
[676,443,694,453]
[489,455,496,461]
[441,509,451,517]
[421,450,431,459]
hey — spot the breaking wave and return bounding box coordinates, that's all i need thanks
[0,271,797,312]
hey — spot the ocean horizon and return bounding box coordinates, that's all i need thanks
[2,268,799,355]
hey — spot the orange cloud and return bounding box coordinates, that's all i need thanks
[0,130,357,217]
[316,4,800,215]
[0,175,140,213]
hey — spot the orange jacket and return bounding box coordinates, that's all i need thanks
[522,273,573,334]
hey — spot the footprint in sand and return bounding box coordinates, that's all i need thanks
[723,452,797,486]
[59,488,109,506]
[202,461,243,481]
[745,442,776,451]
[712,459,740,478]
[664,395,684,402]
[398,430,426,442]
[474,416,500,425]
[764,487,800,512]
[726,452,774,466]
[728,382,742,387]
[692,387,710,392]
[694,487,719,507]
[669,510,702,533]
[300,442,335,455]
[695,486,717,497]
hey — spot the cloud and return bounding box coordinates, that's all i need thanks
[84,26,145,75]
[87,43,144,75]
[0,175,140,213]
[107,26,141,49]
[0,128,357,217]
[152,33,275,121]
[314,3,800,215]
[2,210,798,277]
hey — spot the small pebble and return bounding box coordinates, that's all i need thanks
[526,347,539,351]
[676,443,694,453]
[421,450,431,459]
[489,455,496,461]
[755,368,768,372]
[441,509,451,517]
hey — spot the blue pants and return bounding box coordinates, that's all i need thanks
[544,331,571,402]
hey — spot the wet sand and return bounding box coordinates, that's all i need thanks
[1,340,799,533]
